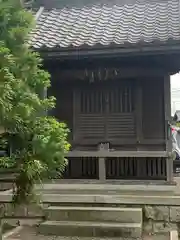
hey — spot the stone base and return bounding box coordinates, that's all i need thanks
[35,181,176,195]
[143,205,180,236]
[39,220,142,238]
[1,182,180,238]
[4,226,175,240]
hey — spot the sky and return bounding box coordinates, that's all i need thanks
[171,73,180,115]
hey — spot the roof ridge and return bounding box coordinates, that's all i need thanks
[33,0,177,9]
[35,6,44,20]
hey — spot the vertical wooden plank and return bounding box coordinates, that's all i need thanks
[124,87,128,112]
[120,88,123,112]
[153,158,157,177]
[98,158,106,181]
[129,157,133,176]
[98,144,107,181]
[164,75,173,182]
[104,90,108,141]
[135,80,143,149]
[117,157,120,177]
[129,87,132,112]
[120,158,124,177]
[73,89,79,143]
[42,87,47,101]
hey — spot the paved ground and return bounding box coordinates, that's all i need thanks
[4,226,169,240]
[4,226,140,239]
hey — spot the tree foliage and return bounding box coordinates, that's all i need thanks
[0,0,70,205]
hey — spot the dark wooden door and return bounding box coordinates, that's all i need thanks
[73,81,136,146]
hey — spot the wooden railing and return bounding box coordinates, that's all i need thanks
[63,150,168,181]
[67,150,168,158]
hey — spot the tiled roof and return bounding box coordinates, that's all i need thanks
[29,0,180,49]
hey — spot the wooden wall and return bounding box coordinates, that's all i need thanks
[141,77,165,150]
[48,79,74,141]
[63,157,166,180]
[142,77,164,140]
[49,72,166,151]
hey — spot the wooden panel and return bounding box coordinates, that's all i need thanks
[107,86,133,113]
[50,67,168,82]
[107,113,136,138]
[79,90,104,113]
[106,157,166,180]
[74,81,136,144]
[49,81,73,141]
[74,87,105,142]
[106,86,135,139]
[142,77,165,140]
[135,80,143,148]
[63,157,98,179]
[63,157,166,180]
[77,114,104,140]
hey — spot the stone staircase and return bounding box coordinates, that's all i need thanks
[1,181,177,239]
[38,205,143,238]
[36,181,178,239]
[0,168,17,191]
[0,151,17,191]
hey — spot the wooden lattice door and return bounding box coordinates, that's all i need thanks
[73,81,136,145]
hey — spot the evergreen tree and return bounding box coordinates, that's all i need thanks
[0,0,69,210]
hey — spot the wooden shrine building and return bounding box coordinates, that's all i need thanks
[30,0,180,182]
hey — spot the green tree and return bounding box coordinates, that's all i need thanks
[0,0,70,236]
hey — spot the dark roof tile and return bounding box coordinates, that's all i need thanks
[29,0,180,49]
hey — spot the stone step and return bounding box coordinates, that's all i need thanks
[0,174,16,191]
[45,206,142,223]
[2,192,180,206]
[38,220,142,238]
[36,182,176,196]
[0,182,13,191]
[4,226,172,240]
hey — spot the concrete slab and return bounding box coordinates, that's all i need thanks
[42,194,180,206]
[46,206,142,223]
[35,181,176,195]
[4,226,173,240]
[2,192,180,206]
[39,220,142,238]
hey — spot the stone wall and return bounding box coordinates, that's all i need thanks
[143,206,180,235]
[2,201,180,236]
[0,202,45,228]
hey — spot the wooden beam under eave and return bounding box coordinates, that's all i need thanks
[50,67,167,83]
[135,80,143,150]
[40,43,180,60]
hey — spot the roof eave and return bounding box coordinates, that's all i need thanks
[36,42,180,60]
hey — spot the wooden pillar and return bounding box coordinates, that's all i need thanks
[164,75,173,182]
[135,80,143,149]
[98,157,106,181]
[98,143,107,181]
[73,89,81,144]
